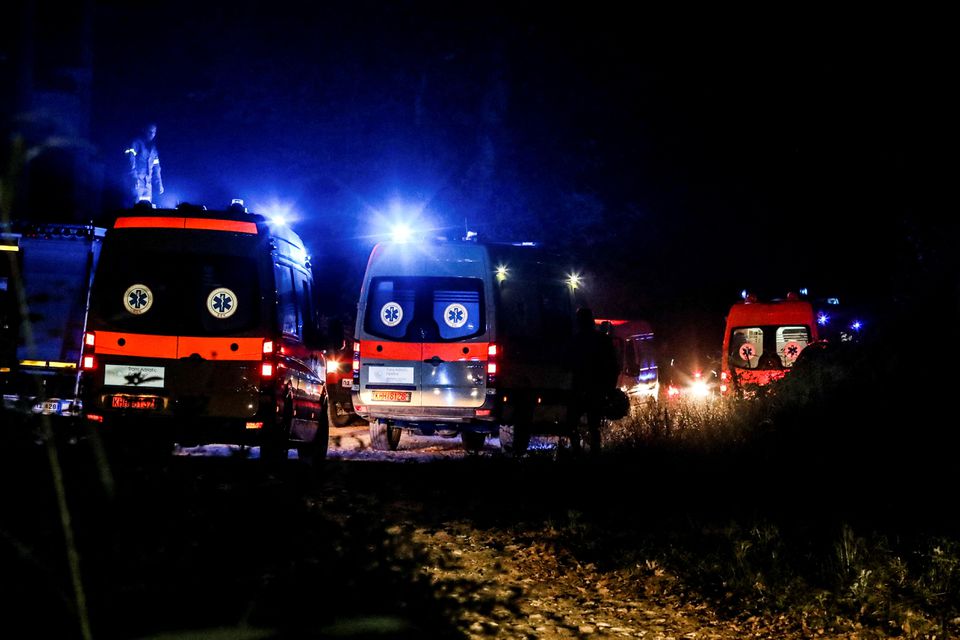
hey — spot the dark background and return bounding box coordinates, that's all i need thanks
[1,2,952,360]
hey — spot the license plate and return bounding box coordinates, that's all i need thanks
[36,400,60,415]
[371,390,411,402]
[341,379,353,388]
[111,395,161,410]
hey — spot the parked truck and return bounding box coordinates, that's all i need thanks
[0,223,104,427]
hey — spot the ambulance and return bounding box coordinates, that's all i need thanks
[720,292,818,397]
[352,238,580,454]
[80,201,328,461]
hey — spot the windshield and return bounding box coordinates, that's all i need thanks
[91,231,265,336]
[364,276,485,342]
[729,325,810,370]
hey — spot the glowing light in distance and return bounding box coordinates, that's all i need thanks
[689,380,710,398]
[567,272,582,289]
[496,265,508,281]
[851,321,862,331]
[326,359,341,374]
[818,313,829,326]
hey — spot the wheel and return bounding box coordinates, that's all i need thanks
[327,398,352,427]
[369,420,401,451]
[461,431,486,453]
[498,424,530,456]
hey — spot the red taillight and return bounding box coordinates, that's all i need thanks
[84,332,96,347]
[476,409,491,417]
[720,371,728,381]
[261,362,274,377]
[667,385,680,397]
[86,413,103,423]
[245,421,263,430]
[486,343,498,385]
[262,340,274,354]
[82,355,96,370]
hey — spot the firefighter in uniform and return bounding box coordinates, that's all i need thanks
[125,123,164,204]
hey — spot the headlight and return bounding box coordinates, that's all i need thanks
[688,379,710,398]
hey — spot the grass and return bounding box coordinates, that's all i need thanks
[586,331,960,638]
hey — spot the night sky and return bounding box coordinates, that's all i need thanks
[2,2,951,356]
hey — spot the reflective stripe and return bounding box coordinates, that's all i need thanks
[94,332,178,358]
[152,158,160,165]
[114,217,258,234]
[177,337,263,360]
[94,332,264,360]
[422,342,488,362]
[124,148,137,155]
[359,341,420,362]
[359,341,489,362]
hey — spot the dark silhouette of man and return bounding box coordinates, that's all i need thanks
[125,123,163,204]
[568,306,619,455]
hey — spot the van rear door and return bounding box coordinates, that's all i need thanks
[359,276,487,409]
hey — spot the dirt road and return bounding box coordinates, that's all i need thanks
[0,427,819,639]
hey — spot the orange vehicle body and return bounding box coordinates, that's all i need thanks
[720,297,819,396]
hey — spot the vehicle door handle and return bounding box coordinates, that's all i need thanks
[423,355,445,366]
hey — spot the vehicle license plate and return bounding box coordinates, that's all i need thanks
[341,379,353,388]
[371,390,411,402]
[37,400,60,415]
[111,395,160,410]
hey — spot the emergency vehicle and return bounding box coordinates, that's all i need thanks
[324,327,357,427]
[596,318,658,404]
[352,238,581,454]
[1,223,104,423]
[720,292,818,397]
[79,201,328,461]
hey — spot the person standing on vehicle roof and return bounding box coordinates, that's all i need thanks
[125,123,163,205]
[568,307,619,456]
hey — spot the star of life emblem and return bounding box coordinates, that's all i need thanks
[123,283,153,315]
[381,302,403,327]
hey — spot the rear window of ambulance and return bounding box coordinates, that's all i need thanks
[365,276,485,341]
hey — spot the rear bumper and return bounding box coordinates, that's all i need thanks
[82,412,279,447]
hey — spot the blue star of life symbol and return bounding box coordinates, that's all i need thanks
[740,345,754,359]
[381,302,403,326]
[129,289,148,309]
[448,307,464,324]
[213,292,233,314]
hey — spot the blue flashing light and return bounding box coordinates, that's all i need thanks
[741,289,748,300]
[391,222,413,243]
[851,320,862,331]
[818,313,829,326]
[799,288,809,296]
[257,199,298,227]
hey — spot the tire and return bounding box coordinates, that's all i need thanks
[327,398,352,428]
[498,424,530,456]
[461,431,486,453]
[370,420,401,451]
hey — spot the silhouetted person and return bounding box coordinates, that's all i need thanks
[568,307,619,455]
[125,123,163,205]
